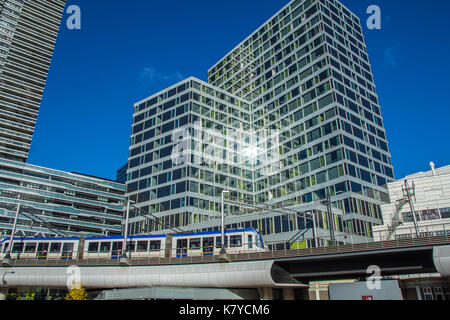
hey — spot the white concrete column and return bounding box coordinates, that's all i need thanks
[415,285,422,300]
[260,287,273,300]
[315,282,320,300]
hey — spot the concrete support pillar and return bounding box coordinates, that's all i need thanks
[282,288,295,300]
[260,287,273,300]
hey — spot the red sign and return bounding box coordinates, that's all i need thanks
[362,296,374,300]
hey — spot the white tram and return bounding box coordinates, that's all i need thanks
[0,228,267,261]
[172,228,266,257]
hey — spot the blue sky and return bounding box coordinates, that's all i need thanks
[27,0,450,181]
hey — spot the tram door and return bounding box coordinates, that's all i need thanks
[248,235,253,249]
[61,243,74,260]
[176,239,187,257]
[37,243,49,260]
[111,242,123,259]
[202,237,214,256]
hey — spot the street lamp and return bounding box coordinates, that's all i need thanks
[119,200,133,266]
[311,211,318,248]
[2,203,21,267]
[220,190,230,256]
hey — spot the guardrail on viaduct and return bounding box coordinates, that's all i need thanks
[2,235,450,268]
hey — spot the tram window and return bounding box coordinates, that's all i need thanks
[62,243,74,253]
[127,242,135,251]
[189,238,201,250]
[100,242,111,252]
[150,240,161,251]
[112,242,122,252]
[230,235,242,247]
[203,237,214,253]
[215,236,228,248]
[177,239,187,249]
[37,243,49,252]
[88,242,99,252]
[12,243,24,253]
[1,242,9,252]
[215,237,221,248]
[25,242,37,253]
[137,241,148,252]
[248,235,253,249]
[50,243,62,253]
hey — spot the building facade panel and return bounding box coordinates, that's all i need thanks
[0,159,125,237]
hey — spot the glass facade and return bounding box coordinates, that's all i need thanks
[127,78,257,233]
[126,0,394,242]
[116,163,128,184]
[0,158,125,237]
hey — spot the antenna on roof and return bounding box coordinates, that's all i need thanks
[430,161,436,176]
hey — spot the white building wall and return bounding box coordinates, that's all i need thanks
[373,165,450,241]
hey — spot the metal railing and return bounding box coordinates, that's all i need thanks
[373,221,450,241]
[2,234,450,268]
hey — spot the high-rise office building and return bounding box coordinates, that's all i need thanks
[126,0,395,244]
[0,1,127,238]
[0,0,66,162]
[116,163,128,184]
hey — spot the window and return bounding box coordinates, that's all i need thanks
[434,287,445,301]
[112,242,123,255]
[25,242,36,253]
[12,243,24,253]
[1,242,8,253]
[177,239,187,249]
[62,243,74,254]
[203,237,214,253]
[50,243,61,253]
[423,287,434,300]
[88,242,99,252]
[189,238,201,250]
[230,235,242,247]
[215,236,228,248]
[150,240,161,251]
[137,241,148,252]
[127,242,135,251]
[37,243,49,254]
[441,208,450,219]
[100,242,111,253]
